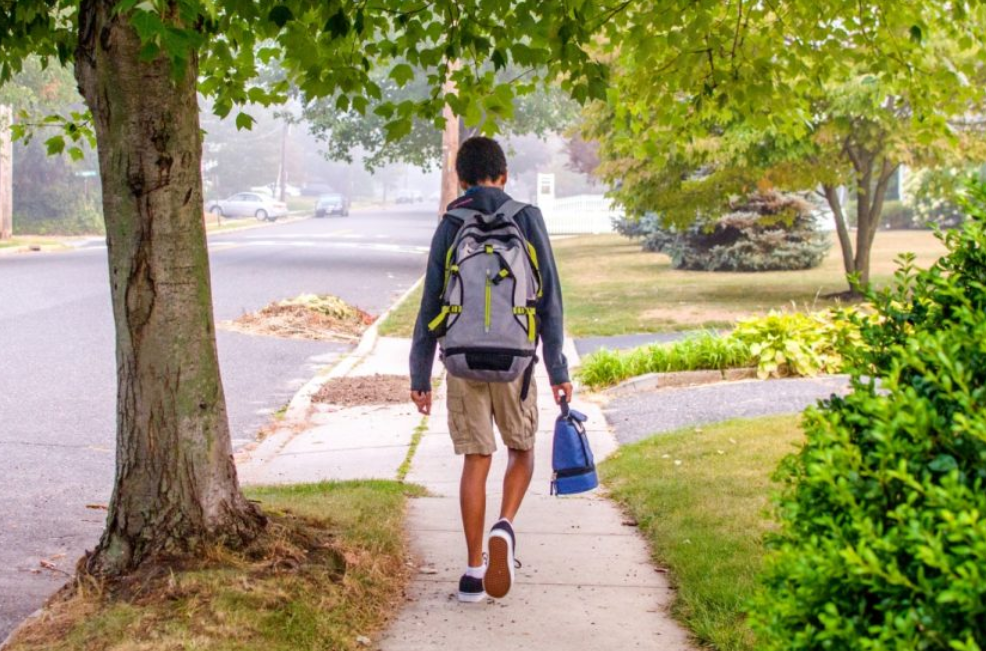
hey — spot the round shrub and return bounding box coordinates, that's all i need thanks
[752,182,986,650]
[619,192,831,272]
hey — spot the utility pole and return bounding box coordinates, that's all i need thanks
[277,118,289,203]
[438,61,461,217]
[0,105,12,240]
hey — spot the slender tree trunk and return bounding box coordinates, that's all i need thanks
[853,158,898,287]
[438,60,461,216]
[75,0,263,576]
[822,183,855,276]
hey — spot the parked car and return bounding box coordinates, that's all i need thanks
[395,189,423,204]
[315,193,350,217]
[208,192,288,221]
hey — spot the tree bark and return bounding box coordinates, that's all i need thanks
[853,157,898,287]
[75,0,264,576]
[438,60,461,216]
[822,183,855,277]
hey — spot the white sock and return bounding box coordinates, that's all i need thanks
[465,564,486,579]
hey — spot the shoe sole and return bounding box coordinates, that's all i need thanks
[457,590,487,603]
[485,531,514,599]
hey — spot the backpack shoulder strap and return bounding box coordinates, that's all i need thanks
[445,207,482,224]
[494,200,529,223]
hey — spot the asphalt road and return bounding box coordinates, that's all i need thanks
[0,205,437,639]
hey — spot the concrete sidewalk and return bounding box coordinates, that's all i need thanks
[237,337,431,484]
[237,336,694,650]
[380,344,694,651]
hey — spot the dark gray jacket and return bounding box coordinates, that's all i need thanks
[409,186,569,392]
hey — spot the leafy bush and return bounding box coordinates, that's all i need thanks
[732,310,865,380]
[576,310,865,389]
[752,183,986,650]
[617,192,831,272]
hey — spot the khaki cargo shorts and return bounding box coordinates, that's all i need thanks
[446,374,538,456]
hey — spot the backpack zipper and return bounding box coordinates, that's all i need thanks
[484,274,492,333]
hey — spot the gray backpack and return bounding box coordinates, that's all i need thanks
[428,200,542,395]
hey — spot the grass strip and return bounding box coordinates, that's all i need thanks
[397,417,428,482]
[377,282,423,338]
[7,480,426,651]
[600,415,802,651]
[577,332,752,390]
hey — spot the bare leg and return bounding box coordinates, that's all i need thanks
[460,453,493,567]
[499,447,535,522]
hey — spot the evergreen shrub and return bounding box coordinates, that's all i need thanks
[615,192,831,272]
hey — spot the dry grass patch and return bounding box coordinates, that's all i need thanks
[221,294,375,342]
[6,480,425,651]
[555,231,946,337]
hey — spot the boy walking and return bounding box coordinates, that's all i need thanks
[409,136,572,602]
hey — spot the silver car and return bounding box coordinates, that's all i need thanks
[208,192,288,221]
[315,193,349,217]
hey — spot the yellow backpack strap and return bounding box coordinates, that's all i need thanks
[513,306,538,342]
[526,242,543,298]
[428,306,450,332]
[428,305,462,332]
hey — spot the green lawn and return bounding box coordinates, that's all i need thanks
[377,282,423,338]
[8,481,425,651]
[601,415,803,651]
[555,231,946,337]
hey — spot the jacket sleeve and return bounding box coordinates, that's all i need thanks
[408,218,457,392]
[525,207,570,386]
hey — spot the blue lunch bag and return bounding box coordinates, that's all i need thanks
[551,398,599,496]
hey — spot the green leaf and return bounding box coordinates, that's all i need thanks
[324,9,350,38]
[383,117,412,141]
[909,25,923,44]
[928,454,957,473]
[389,63,414,87]
[268,5,294,28]
[44,135,65,156]
[235,112,255,131]
[491,49,507,71]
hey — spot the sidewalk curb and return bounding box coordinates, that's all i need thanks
[238,275,425,477]
[603,368,853,397]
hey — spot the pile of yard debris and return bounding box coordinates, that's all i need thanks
[222,294,374,342]
[312,374,410,407]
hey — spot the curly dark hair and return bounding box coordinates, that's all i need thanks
[455,136,508,186]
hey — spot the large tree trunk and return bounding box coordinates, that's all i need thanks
[75,0,264,576]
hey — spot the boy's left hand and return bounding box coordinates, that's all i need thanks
[551,382,573,405]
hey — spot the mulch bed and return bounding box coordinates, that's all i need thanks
[312,374,411,407]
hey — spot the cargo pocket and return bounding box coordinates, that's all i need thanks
[447,395,470,449]
[522,378,539,439]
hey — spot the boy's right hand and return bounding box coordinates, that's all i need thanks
[410,390,432,415]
